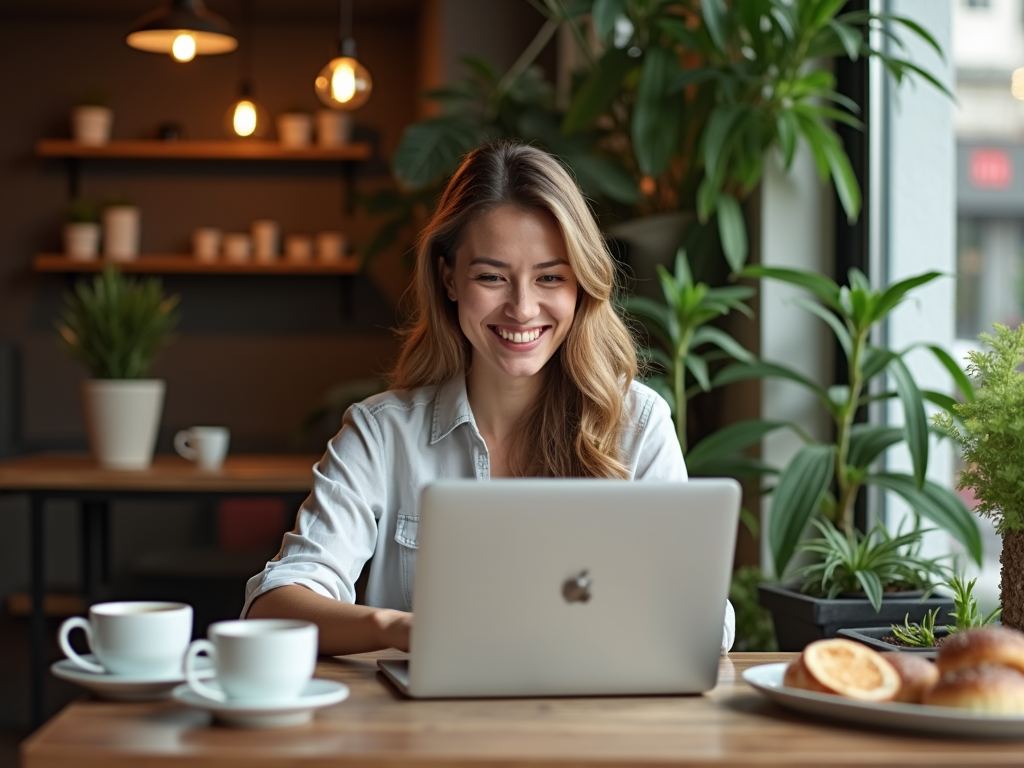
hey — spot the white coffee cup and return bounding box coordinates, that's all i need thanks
[284,233,313,263]
[222,232,251,263]
[316,230,346,263]
[251,219,279,263]
[185,619,318,704]
[174,426,230,470]
[192,227,221,262]
[58,601,193,677]
[315,109,352,148]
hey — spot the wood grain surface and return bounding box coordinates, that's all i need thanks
[0,454,317,493]
[20,652,1024,768]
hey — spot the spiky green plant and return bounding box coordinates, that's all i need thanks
[56,266,180,380]
[891,607,941,647]
[946,574,1002,632]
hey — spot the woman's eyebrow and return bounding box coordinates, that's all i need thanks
[468,257,569,269]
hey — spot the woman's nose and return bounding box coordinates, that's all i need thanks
[506,283,538,321]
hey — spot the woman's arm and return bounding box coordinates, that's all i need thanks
[247,585,411,655]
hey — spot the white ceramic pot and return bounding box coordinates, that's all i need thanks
[72,106,113,146]
[276,113,313,149]
[608,211,694,300]
[103,206,141,261]
[315,110,352,148]
[63,223,101,261]
[81,380,165,470]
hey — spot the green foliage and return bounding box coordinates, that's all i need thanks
[625,249,755,453]
[891,607,941,647]
[56,266,179,380]
[67,198,99,224]
[936,323,1024,534]
[723,266,981,583]
[887,573,1000,646]
[729,565,778,652]
[793,518,951,611]
[946,574,1001,631]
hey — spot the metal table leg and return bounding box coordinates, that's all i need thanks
[80,500,109,604]
[30,493,46,729]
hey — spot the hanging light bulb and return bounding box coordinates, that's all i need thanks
[225,84,268,138]
[315,0,372,110]
[171,33,197,62]
[127,0,237,60]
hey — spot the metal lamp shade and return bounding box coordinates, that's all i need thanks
[126,0,237,56]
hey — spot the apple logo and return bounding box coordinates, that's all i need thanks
[561,570,592,603]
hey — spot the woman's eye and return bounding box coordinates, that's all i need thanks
[474,274,502,283]
[538,274,565,283]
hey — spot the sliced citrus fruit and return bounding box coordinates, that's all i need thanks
[799,638,901,702]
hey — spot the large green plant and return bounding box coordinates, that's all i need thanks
[697,266,982,589]
[56,266,180,379]
[562,0,949,270]
[936,322,1024,631]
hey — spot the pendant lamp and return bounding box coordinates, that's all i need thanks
[224,2,267,138]
[127,0,237,63]
[315,0,372,110]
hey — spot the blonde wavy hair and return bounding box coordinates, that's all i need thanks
[391,142,638,478]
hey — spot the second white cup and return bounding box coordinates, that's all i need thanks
[185,619,318,705]
[174,426,230,470]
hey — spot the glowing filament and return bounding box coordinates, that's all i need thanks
[232,100,258,137]
[171,33,197,62]
[331,61,357,104]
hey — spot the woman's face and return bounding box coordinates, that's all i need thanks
[440,205,579,384]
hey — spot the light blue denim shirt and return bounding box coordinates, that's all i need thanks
[243,375,736,653]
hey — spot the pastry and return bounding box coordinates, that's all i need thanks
[879,652,939,704]
[784,638,901,702]
[936,626,1024,676]
[923,663,1024,713]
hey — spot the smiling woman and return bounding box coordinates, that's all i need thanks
[245,142,735,657]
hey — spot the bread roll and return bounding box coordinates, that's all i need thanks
[784,639,900,702]
[922,664,1024,713]
[936,626,1024,676]
[879,652,939,704]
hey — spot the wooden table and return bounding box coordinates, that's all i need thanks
[21,652,1024,767]
[0,453,317,727]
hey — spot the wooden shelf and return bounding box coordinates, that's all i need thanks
[36,139,372,161]
[33,254,360,275]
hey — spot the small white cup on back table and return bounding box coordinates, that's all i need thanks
[174,426,230,470]
[285,234,313,263]
[251,219,279,263]
[192,227,221,263]
[58,601,193,677]
[222,232,251,263]
[185,619,318,705]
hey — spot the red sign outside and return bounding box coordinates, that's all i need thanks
[970,148,1013,189]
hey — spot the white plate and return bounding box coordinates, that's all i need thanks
[51,654,215,701]
[743,662,1024,738]
[171,678,349,728]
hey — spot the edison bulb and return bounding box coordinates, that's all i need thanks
[315,56,372,110]
[171,33,197,63]
[224,97,268,138]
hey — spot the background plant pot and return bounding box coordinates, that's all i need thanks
[63,222,100,260]
[276,112,313,148]
[758,582,955,652]
[81,379,165,470]
[607,211,693,301]
[836,626,950,659]
[103,205,140,261]
[72,106,113,146]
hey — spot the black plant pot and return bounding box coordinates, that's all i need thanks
[836,626,950,659]
[758,582,955,652]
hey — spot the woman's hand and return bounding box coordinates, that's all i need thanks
[373,609,412,652]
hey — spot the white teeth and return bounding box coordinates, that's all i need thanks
[496,328,540,343]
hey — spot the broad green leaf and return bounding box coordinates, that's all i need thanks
[716,193,748,272]
[888,356,928,489]
[701,0,727,52]
[686,354,711,392]
[922,390,958,413]
[632,47,683,177]
[739,265,842,310]
[828,19,862,60]
[568,154,641,204]
[861,344,896,382]
[713,361,830,403]
[691,325,755,363]
[792,297,852,359]
[592,0,625,44]
[866,474,983,565]
[562,48,635,134]
[847,424,904,469]
[775,111,798,169]
[704,106,744,184]
[870,271,944,325]
[392,116,483,188]
[924,344,975,403]
[686,419,790,468]
[770,443,836,577]
[854,569,884,611]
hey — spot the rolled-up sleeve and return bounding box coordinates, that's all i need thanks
[241,403,385,617]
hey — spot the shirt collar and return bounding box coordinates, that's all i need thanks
[431,374,475,444]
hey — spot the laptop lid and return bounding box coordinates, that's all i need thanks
[384,478,740,698]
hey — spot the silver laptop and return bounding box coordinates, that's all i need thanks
[377,478,741,698]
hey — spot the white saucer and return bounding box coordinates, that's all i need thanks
[171,679,350,728]
[51,654,215,701]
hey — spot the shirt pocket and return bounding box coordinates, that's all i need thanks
[394,513,418,608]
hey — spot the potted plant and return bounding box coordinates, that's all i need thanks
[63,198,101,261]
[936,322,1024,632]
[56,266,180,470]
[702,265,983,650]
[837,574,1001,656]
[72,88,113,146]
